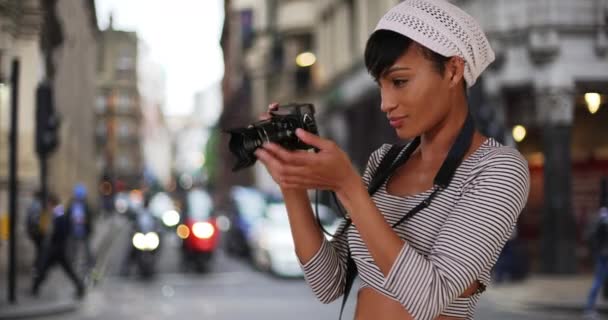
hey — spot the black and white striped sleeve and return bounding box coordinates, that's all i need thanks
[382,148,530,320]
[299,145,389,303]
[299,219,350,303]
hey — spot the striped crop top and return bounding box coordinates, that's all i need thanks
[300,138,530,320]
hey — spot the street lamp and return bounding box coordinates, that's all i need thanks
[512,125,527,143]
[585,92,601,114]
[296,52,316,67]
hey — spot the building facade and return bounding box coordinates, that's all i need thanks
[96,18,144,191]
[214,0,257,211]
[0,0,100,272]
[139,47,172,189]
[0,0,44,272]
[47,0,99,207]
[457,0,608,274]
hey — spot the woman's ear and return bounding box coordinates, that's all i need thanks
[446,57,465,89]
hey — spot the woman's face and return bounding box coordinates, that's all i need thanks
[377,44,454,140]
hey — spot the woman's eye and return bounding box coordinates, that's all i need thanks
[392,79,408,87]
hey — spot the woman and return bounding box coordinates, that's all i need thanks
[254,1,530,319]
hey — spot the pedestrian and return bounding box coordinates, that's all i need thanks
[253,1,530,319]
[31,192,86,298]
[66,183,95,268]
[25,190,50,276]
[584,179,608,320]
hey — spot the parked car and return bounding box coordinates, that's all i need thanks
[224,186,267,258]
[179,188,219,272]
[249,201,339,277]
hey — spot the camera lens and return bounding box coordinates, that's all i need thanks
[228,128,263,171]
[227,103,318,171]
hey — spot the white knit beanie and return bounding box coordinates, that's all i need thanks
[375,0,495,88]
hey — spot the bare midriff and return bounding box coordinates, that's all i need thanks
[353,287,466,320]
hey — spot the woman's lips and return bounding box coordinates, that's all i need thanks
[389,116,408,128]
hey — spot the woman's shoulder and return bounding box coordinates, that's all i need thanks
[476,138,528,169]
[466,138,530,186]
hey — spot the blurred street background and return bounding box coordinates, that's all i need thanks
[0,0,607,319]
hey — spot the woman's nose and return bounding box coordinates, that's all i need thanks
[380,95,397,113]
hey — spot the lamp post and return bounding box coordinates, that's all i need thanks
[7,58,19,304]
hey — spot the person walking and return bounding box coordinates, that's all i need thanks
[66,183,95,268]
[25,190,49,277]
[584,178,608,319]
[31,192,86,298]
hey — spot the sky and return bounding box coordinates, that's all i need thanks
[95,0,225,116]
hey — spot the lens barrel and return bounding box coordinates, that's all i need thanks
[227,103,317,171]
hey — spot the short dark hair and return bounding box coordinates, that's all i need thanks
[364,30,450,82]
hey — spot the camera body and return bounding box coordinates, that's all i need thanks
[227,103,318,171]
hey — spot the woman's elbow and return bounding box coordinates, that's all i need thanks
[312,284,344,304]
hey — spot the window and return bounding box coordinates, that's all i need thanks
[117,120,132,138]
[95,94,107,113]
[116,47,134,71]
[117,92,131,112]
[96,158,105,171]
[118,155,131,170]
[240,9,254,50]
[115,47,135,80]
[96,122,107,137]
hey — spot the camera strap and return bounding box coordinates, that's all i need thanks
[337,113,475,319]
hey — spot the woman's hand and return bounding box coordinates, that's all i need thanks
[254,128,360,193]
[258,102,279,121]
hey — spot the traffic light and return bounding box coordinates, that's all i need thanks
[35,83,61,156]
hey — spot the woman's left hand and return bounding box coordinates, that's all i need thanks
[254,128,359,192]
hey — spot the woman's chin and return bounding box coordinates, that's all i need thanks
[395,128,419,140]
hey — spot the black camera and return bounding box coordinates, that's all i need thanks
[227,103,318,171]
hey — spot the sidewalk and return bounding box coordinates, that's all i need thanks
[483,274,608,316]
[0,214,125,319]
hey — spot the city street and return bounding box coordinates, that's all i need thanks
[28,224,576,320]
[0,1,606,320]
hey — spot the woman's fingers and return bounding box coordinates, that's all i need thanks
[262,143,312,166]
[255,128,351,191]
[296,129,334,151]
[254,148,282,170]
[280,176,333,190]
[255,147,328,188]
[258,102,280,121]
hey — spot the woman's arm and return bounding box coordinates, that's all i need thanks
[280,188,324,263]
[255,151,351,303]
[336,174,405,276]
[254,104,350,303]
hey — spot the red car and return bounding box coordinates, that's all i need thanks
[178,188,219,272]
